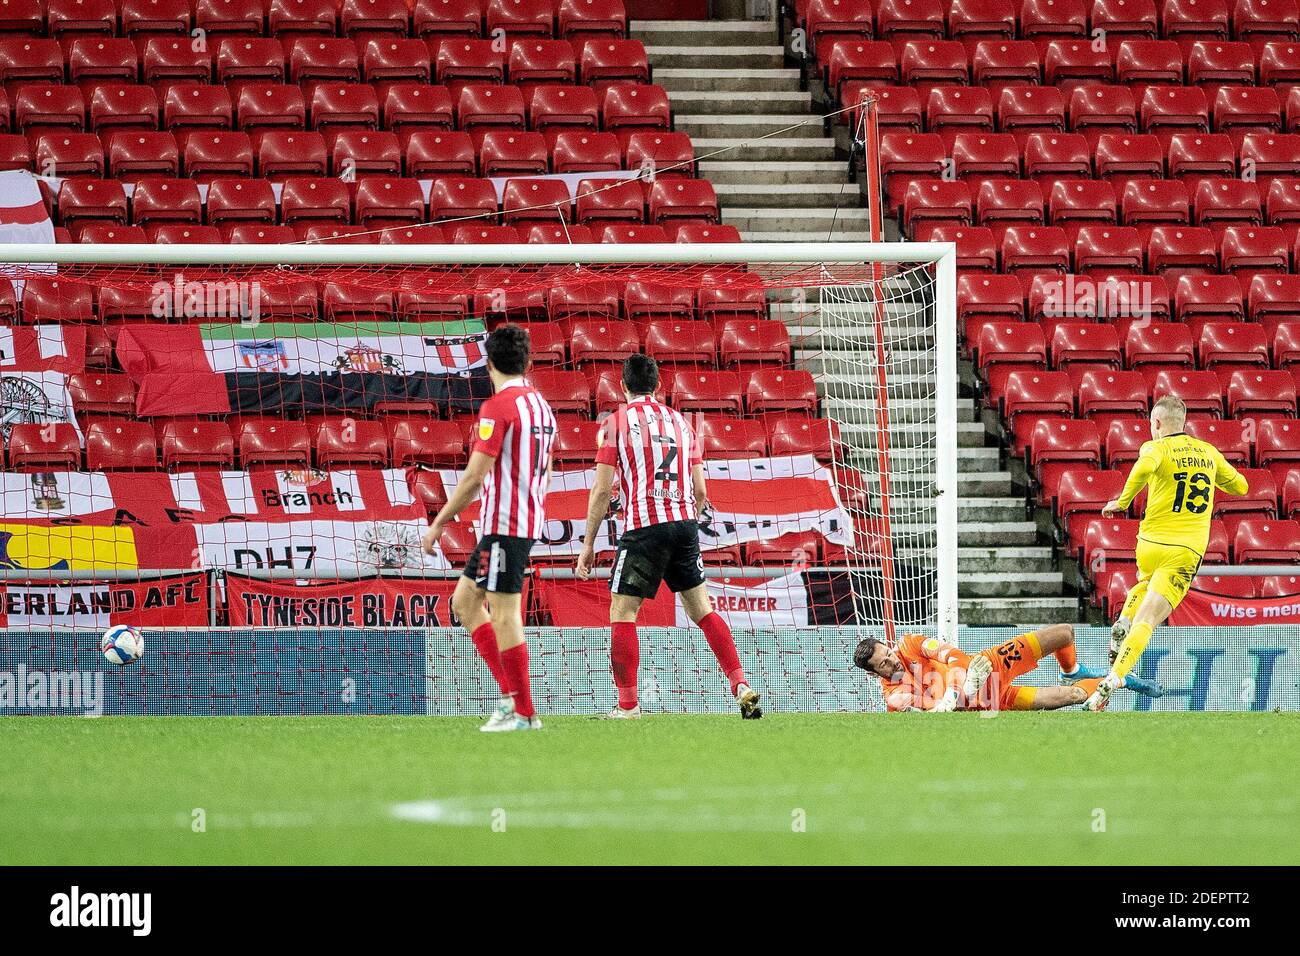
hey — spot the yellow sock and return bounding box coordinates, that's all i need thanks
[1112,621,1153,679]
[1120,581,1148,622]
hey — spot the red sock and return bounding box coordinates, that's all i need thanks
[611,622,639,709]
[471,622,509,697]
[699,612,746,696]
[500,643,535,718]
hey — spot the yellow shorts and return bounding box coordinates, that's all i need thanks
[1133,537,1202,612]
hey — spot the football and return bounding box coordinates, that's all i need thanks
[101,625,144,666]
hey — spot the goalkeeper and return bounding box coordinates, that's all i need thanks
[853,625,1161,712]
[1086,395,1248,711]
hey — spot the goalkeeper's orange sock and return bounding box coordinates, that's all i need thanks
[1075,678,1102,697]
[611,622,639,709]
[1055,641,1079,675]
[1113,621,1154,680]
[699,612,746,696]
[471,622,508,697]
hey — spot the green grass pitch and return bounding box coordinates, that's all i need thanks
[3,713,1297,865]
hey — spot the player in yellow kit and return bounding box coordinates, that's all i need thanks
[1086,395,1249,711]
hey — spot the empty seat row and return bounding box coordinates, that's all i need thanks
[849,83,1300,142]
[902,178,1300,238]
[11,410,836,474]
[796,0,1298,52]
[52,175,718,234]
[0,0,627,43]
[824,37,1300,99]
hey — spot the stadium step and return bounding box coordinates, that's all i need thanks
[723,206,873,232]
[955,547,1058,574]
[960,573,1066,598]
[674,113,825,140]
[957,522,1040,547]
[669,90,813,115]
[958,471,1015,497]
[713,182,863,208]
[690,137,839,162]
[823,396,976,425]
[632,19,775,47]
[799,349,930,376]
[642,45,786,69]
[652,68,803,93]
[958,597,1081,626]
[838,420,986,448]
[700,161,849,186]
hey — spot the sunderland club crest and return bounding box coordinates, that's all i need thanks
[333,345,402,374]
[282,468,329,489]
[363,522,421,570]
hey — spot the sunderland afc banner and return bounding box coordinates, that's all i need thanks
[0,573,209,629]
[115,320,491,417]
[441,454,853,557]
[1172,586,1300,625]
[225,575,486,628]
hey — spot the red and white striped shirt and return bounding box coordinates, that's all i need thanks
[472,380,557,538]
[597,396,703,531]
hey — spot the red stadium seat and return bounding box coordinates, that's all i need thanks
[558,0,626,41]
[1163,0,1231,43]
[1255,417,1300,481]
[163,85,233,132]
[436,38,505,86]
[281,176,350,224]
[1073,225,1144,275]
[1166,132,1235,181]
[340,0,410,37]
[309,84,381,132]
[1227,369,1298,416]
[768,415,838,461]
[501,177,571,225]
[672,371,743,415]
[825,41,898,99]
[1048,179,1117,228]
[1045,41,1114,88]
[479,129,548,177]
[1198,322,1270,368]
[238,420,311,469]
[975,320,1047,373]
[1140,85,1210,139]
[743,531,825,567]
[529,84,600,134]
[268,0,336,34]
[456,83,527,131]
[20,277,95,324]
[949,0,1017,41]
[552,130,621,173]
[1081,517,1140,567]
[697,417,767,460]
[386,418,461,468]
[68,373,135,417]
[85,420,157,471]
[549,281,621,322]
[34,133,105,178]
[575,177,643,224]
[805,0,877,51]
[57,178,127,231]
[141,37,211,86]
[257,130,328,177]
[997,86,1066,136]
[1093,133,1163,187]
[1077,369,1148,418]
[1104,418,1150,467]
[1021,0,1088,41]
[288,38,361,85]
[205,177,277,226]
[1057,468,1129,546]
[314,419,389,469]
[745,370,818,415]
[1050,322,1122,368]
[551,418,600,466]
[1233,519,1300,563]
[902,180,972,236]
[601,83,670,132]
[1115,40,1183,93]
[600,224,667,243]
[404,130,476,178]
[579,39,649,91]
[354,177,426,227]
[1147,224,1218,276]
[528,370,590,414]
[216,38,286,86]
[1148,367,1225,416]
[645,320,715,366]
[183,130,254,178]
[486,0,553,37]
[510,40,577,88]
[570,319,638,365]
[1125,322,1195,368]
[1177,268,1245,322]
[381,83,454,133]
[362,39,433,86]
[414,0,483,39]
[718,320,788,367]
[1022,132,1091,182]
[131,177,201,226]
[6,423,80,471]
[926,86,994,136]
[1184,418,1253,465]
[439,520,479,563]
[899,40,968,93]
[647,179,718,227]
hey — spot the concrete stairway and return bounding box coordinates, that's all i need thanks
[633,17,1078,625]
[633,19,873,242]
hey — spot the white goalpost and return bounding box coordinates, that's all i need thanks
[0,240,957,673]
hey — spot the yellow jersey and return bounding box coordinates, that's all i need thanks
[1115,432,1248,555]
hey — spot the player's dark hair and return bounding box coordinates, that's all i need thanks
[486,324,531,376]
[852,637,880,674]
[622,353,660,396]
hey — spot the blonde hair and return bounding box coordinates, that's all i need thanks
[1153,394,1187,427]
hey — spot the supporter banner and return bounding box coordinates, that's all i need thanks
[226,574,462,627]
[442,455,853,557]
[0,573,209,630]
[115,321,490,417]
[0,468,451,575]
[1,467,423,525]
[0,371,80,442]
[1172,587,1300,625]
[0,326,86,375]
[538,571,857,629]
[0,168,55,245]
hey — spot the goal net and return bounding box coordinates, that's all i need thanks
[0,242,956,715]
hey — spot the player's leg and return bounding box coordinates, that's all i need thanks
[1087,544,1188,711]
[606,592,644,718]
[452,549,513,728]
[677,584,761,719]
[1027,622,1102,682]
[1111,578,1149,667]
[478,536,542,731]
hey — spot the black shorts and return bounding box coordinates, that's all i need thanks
[610,520,706,599]
[463,534,534,594]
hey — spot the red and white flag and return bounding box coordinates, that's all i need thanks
[0,170,55,245]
